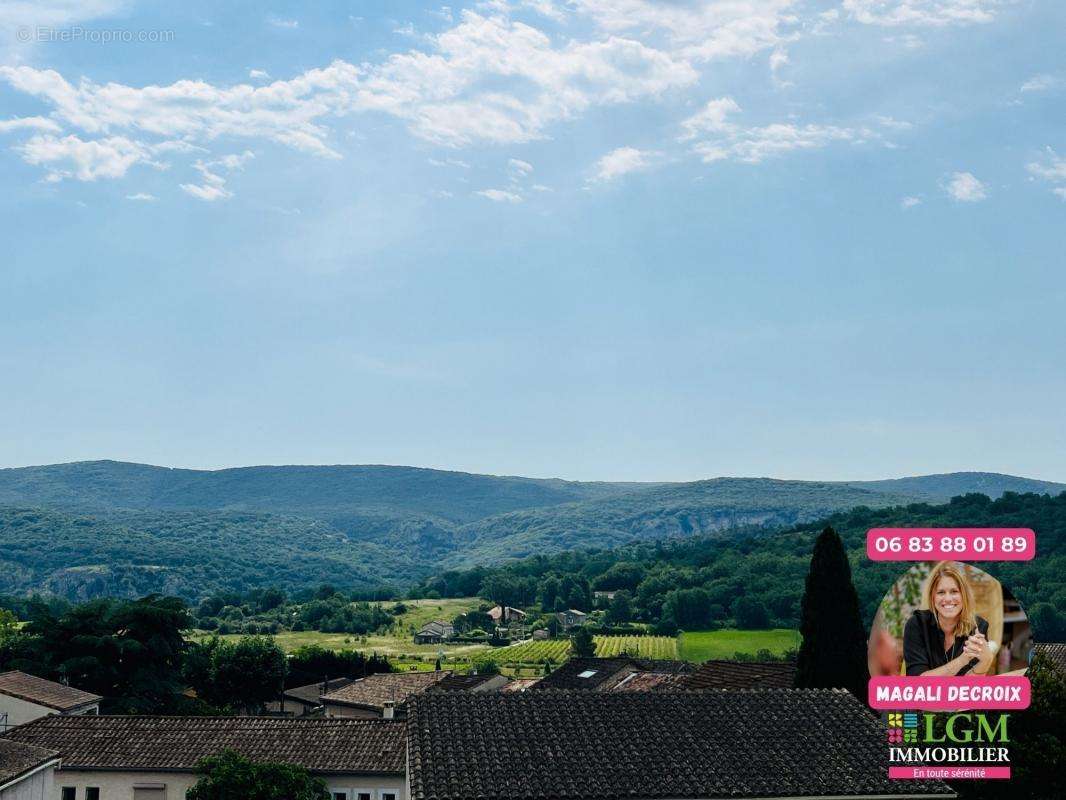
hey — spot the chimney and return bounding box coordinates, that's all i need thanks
[383,701,395,720]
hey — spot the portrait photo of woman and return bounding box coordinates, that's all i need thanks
[867,560,1033,678]
[902,561,993,676]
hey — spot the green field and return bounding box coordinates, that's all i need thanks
[478,635,679,666]
[677,629,800,661]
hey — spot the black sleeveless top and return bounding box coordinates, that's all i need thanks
[903,609,989,676]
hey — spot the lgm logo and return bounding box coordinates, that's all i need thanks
[887,712,1011,779]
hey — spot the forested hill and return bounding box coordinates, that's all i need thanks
[416,492,1066,638]
[0,461,1063,601]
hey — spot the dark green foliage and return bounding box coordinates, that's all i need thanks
[285,645,392,688]
[13,595,190,713]
[795,528,868,700]
[3,462,1059,601]
[186,750,329,800]
[185,637,288,713]
[731,596,770,629]
[604,591,633,624]
[418,491,1066,632]
[571,626,595,657]
[1029,603,1066,641]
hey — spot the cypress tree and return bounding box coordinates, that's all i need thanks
[795,526,869,701]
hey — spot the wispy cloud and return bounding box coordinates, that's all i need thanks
[901,195,922,208]
[267,16,299,29]
[248,69,270,81]
[179,150,254,201]
[1026,148,1066,199]
[590,146,656,182]
[943,171,988,202]
[476,188,523,203]
[843,1,1008,27]
[1020,74,1059,93]
[126,192,157,201]
[0,116,62,134]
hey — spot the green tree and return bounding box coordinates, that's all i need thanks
[186,750,329,800]
[0,608,17,638]
[732,596,770,629]
[571,626,596,658]
[794,527,868,700]
[604,591,633,625]
[187,636,287,713]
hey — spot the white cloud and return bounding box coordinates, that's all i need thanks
[179,151,253,201]
[900,195,922,208]
[1020,74,1059,93]
[590,146,655,182]
[16,133,155,180]
[267,16,299,29]
[428,157,470,168]
[0,116,61,133]
[570,0,799,62]
[1026,148,1066,199]
[683,100,873,164]
[476,188,523,202]
[508,157,533,176]
[126,192,157,201]
[248,69,270,81]
[679,97,741,141]
[943,171,988,202]
[843,1,1010,27]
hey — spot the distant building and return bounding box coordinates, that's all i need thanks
[487,606,526,625]
[267,677,355,717]
[413,620,454,645]
[534,657,692,692]
[556,609,588,630]
[320,671,450,719]
[0,672,101,733]
[532,629,550,640]
[0,738,59,800]
[3,716,405,800]
[593,590,619,602]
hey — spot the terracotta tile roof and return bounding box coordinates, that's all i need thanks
[1036,642,1066,674]
[533,657,692,692]
[499,678,540,692]
[680,660,797,690]
[3,716,405,775]
[282,678,355,706]
[429,674,502,692]
[407,690,955,800]
[0,739,59,789]
[608,671,687,692]
[321,671,450,711]
[0,671,102,712]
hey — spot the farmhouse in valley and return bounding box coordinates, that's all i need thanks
[555,609,588,630]
[0,673,102,733]
[412,621,453,645]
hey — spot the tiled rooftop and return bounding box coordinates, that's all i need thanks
[321,671,450,710]
[1036,642,1066,674]
[283,677,355,705]
[0,739,58,788]
[0,671,102,712]
[680,659,797,690]
[3,716,405,775]
[533,657,692,691]
[407,689,955,800]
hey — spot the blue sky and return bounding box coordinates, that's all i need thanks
[1,1,1064,482]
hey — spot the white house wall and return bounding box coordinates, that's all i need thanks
[50,770,405,800]
[0,766,55,800]
[0,697,56,731]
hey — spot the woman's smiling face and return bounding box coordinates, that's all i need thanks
[933,575,963,621]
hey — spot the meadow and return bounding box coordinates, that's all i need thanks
[677,629,800,661]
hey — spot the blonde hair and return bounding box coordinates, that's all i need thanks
[924,561,977,637]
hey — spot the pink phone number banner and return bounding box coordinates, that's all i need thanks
[869,676,1031,711]
[866,528,1035,561]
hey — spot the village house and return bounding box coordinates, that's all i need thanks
[3,716,405,800]
[412,621,453,645]
[267,678,355,717]
[427,673,509,693]
[0,738,59,800]
[533,657,693,692]
[2,689,956,800]
[0,673,101,733]
[320,672,450,719]
[486,606,525,626]
[555,609,587,630]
